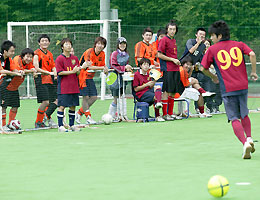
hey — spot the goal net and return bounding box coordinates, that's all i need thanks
[7,20,121,99]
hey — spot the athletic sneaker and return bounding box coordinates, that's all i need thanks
[170,114,182,120]
[35,121,47,128]
[202,91,216,97]
[122,115,129,121]
[3,125,11,131]
[86,116,97,124]
[75,112,82,124]
[42,115,47,124]
[58,126,68,132]
[199,113,212,118]
[162,114,175,121]
[155,102,163,109]
[69,125,81,132]
[112,117,121,123]
[247,137,255,153]
[242,142,252,159]
[47,118,58,128]
[7,123,22,131]
[156,116,165,122]
[178,112,188,118]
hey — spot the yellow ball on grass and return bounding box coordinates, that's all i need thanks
[208,175,229,197]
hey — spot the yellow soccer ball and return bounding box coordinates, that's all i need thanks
[208,175,229,197]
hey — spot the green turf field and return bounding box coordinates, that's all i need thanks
[0,98,259,200]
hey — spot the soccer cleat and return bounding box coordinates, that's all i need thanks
[69,125,81,132]
[199,113,212,118]
[162,114,175,121]
[58,126,68,132]
[35,121,47,128]
[86,116,97,124]
[155,102,163,109]
[202,91,216,97]
[75,112,82,124]
[246,137,255,153]
[155,116,165,122]
[47,118,58,128]
[242,142,252,159]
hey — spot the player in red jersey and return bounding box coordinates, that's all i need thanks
[33,34,58,128]
[132,58,165,122]
[56,38,86,132]
[201,20,258,159]
[157,20,182,121]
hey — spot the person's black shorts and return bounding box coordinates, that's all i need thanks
[58,93,79,107]
[79,79,97,97]
[162,71,185,94]
[1,89,20,107]
[35,76,57,103]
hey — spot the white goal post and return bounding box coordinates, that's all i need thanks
[7,19,121,100]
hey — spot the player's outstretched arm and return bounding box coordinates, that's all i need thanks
[24,68,37,74]
[202,68,219,84]
[0,69,22,77]
[249,51,258,81]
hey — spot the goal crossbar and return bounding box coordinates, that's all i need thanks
[7,19,121,100]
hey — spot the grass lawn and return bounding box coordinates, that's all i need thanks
[0,98,259,200]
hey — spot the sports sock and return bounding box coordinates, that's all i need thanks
[8,110,17,124]
[155,88,162,102]
[68,110,75,127]
[122,98,127,117]
[36,109,45,123]
[2,113,6,126]
[231,119,246,144]
[155,108,160,118]
[241,115,251,138]
[45,103,57,119]
[198,106,205,114]
[153,101,160,117]
[44,106,49,119]
[108,102,117,117]
[168,96,174,115]
[162,99,168,116]
[57,111,64,127]
[84,110,91,118]
[198,88,206,94]
[78,107,85,116]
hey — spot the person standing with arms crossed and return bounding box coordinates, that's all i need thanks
[201,20,258,159]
